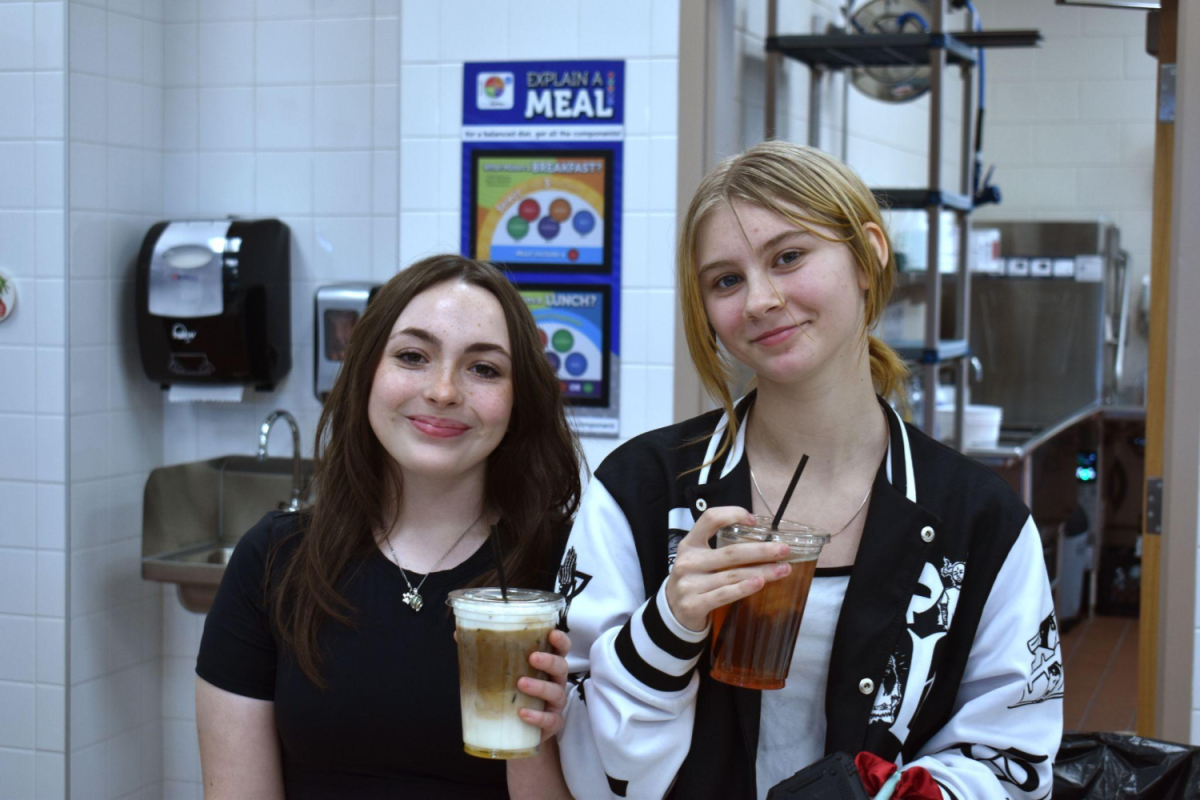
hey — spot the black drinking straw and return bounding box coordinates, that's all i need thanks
[771,454,810,531]
[488,525,509,601]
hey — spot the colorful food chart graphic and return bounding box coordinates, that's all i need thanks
[471,150,611,273]
[520,286,609,406]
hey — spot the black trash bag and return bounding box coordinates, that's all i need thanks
[1055,732,1200,799]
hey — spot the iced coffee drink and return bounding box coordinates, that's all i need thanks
[447,588,564,759]
[710,517,830,690]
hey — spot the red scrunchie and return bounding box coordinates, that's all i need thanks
[854,752,942,800]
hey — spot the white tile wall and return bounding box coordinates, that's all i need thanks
[0,1,67,797]
[973,0,1154,397]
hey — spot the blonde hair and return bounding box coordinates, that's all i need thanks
[678,140,908,461]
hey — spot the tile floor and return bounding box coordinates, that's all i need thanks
[1061,614,1139,733]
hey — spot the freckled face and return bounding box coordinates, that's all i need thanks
[695,201,873,386]
[367,281,513,483]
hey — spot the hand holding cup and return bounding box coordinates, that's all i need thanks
[516,629,571,742]
[664,506,797,632]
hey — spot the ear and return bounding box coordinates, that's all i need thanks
[859,222,889,293]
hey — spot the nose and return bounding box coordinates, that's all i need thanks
[743,270,784,320]
[424,364,462,407]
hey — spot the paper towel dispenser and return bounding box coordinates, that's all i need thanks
[135,219,291,391]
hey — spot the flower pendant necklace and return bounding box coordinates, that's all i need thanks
[386,511,484,612]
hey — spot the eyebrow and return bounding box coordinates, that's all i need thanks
[697,229,814,276]
[389,327,510,358]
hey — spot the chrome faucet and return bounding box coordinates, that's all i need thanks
[257,410,304,512]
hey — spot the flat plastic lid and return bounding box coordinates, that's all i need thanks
[447,587,564,615]
[718,515,831,549]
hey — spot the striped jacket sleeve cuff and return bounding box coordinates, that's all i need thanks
[613,582,710,693]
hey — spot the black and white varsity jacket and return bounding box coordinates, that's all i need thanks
[556,395,1063,799]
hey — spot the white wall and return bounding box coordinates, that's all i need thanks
[398,0,682,469]
[66,0,167,797]
[973,0,1156,395]
[0,1,68,797]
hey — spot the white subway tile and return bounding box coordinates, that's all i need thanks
[68,4,105,75]
[162,152,198,215]
[621,137,649,213]
[68,411,108,482]
[580,434,618,472]
[69,279,107,345]
[376,0,400,16]
[0,347,35,415]
[164,0,198,23]
[33,2,63,70]
[372,149,397,215]
[995,166,1077,209]
[397,211,438,267]
[436,0,508,61]
[70,346,110,416]
[34,72,64,140]
[436,138,458,212]
[374,14,398,82]
[256,0,313,20]
[620,212,648,289]
[579,0,649,58]
[371,216,398,281]
[1034,37,1124,81]
[107,145,142,214]
[618,362,647,439]
[195,152,255,216]
[36,617,65,684]
[164,88,198,151]
[144,19,164,86]
[0,211,35,279]
[0,73,35,139]
[398,138,438,211]
[504,0,579,58]
[0,481,36,548]
[989,82,1079,123]
[35,684,64,751]
[255,152,313,215]
[1124,35,1155,81]
[255,19,313,85]
[314,18,371,83]
[437,63,462,137]
[197,87,254,150]
[70,609,109,684]
[255,85,313,149]
[0,679,35,747]
[35,751,64,800]
[644,289,675,367]
[1079,79,1155,122]
[163,780,199,800]
[0,615,36,681]
[619,290,647,364]
[985,123,1033,166]
[69,142,107,211]
[313,151,371,214]
[0,748,35,799]
[35,414,65,482]
[315,0,370,18]
[399,0,437,63]
[35,550,64,617]
[399,64,438,137]
[163,718,201,782]
[314,83,372,148]
[0,415,36,482]
[163,23,198,87]
[163,656,197,719]
[312,216,371,280]
[71,478,113,551]
[650,60,677,136]
[651,0,678,58]
[68,740,106,800]
[36,212,65,277]
[108,10,144,82]
[34,280,62,347]
[374,82,398,147]
[980,0,1080,36]
[435,211,459,255]
[643,365,674,430]
[110,0,143,19]
[1081,6,1142,36]
[35,347,65,415]
[162,587,202,657]
[197,22,253,86]
[649,136,676,212]
[198,0,246,21]
[645,212,675,290]
[623,59,650,137]
[107,726,143,797]
[1033,123,1121,165]
[35,142,64,210]
[0,142,36,209]
[1077,166,1152,210]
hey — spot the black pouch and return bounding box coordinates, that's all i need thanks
[767,752,872,799]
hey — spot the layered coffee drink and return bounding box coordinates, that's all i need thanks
[448,588,565,759]
[709,518,830,690]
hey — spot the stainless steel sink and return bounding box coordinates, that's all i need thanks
[142,455,314,612]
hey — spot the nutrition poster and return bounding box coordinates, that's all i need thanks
[520,285,610,406]
[471,150,612,273]
[462,60,624,437]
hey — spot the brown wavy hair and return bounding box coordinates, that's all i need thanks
[678,140,908,467]
[271,255,584,687]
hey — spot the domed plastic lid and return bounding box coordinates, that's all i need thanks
[447,587,564,617]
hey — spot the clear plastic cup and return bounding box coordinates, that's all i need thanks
[447,588,565,760]
[709,517,831,690]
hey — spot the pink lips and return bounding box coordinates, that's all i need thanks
[408,416,471,439]
[752,325,798,347]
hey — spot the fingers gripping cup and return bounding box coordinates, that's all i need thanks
[709,517,830,690]
[447,588,565,760]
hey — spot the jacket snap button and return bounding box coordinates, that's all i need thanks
[920,526,935,543]
[695,498,707,512]
[859,678,875,695]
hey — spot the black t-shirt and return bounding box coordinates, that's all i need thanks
[197,511,527,799]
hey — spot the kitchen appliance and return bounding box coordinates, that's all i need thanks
[968,221,1128,429]
[136,219,291,391]
[314,283,379,402]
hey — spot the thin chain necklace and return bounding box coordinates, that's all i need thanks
[749,466,871,536]
[385,511,485,612]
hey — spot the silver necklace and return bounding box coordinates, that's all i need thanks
[749,466,871,537]
[385,511,485,612]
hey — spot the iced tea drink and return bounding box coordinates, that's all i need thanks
[709,518,830,690]
[447,588,564,759]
